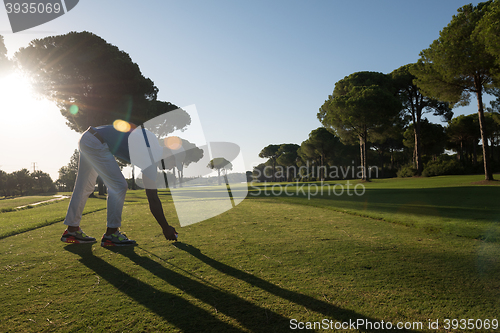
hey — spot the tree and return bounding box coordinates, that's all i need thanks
[207,158,233,185]
[15,31,167,132]
[12,169,32,196]
[57,149,79,191]
[392,63,453,175]
[31,170,55,193]
[276,144,300,181]
[370,118,406,174]
[476,0,500,68]
[484,112,500,162]
[57,166,77,192]
[0,170,8,197]
[0,35,12,77]
[299,128,341,180]
[403,119,447,162]
[258,144,281,182]
[161,138,204,187]
[252,163,270,182]
[5,172,16,197]
[413,1,497,180]
[446,115,480,164]
[318,72,401,180]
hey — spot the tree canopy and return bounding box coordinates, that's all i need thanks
[298,128,340,180]
[391,63,452,174]
[476,0,500,71]
[412,1,497,180]
[0,35,12,77]
[56,149,79,191]
[15,31,169,132]
[318,71,401,180]
[207,157,233,185]
[258,144,281,182]
[276,143,300,181]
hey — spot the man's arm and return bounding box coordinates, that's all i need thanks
[145,189,177,240]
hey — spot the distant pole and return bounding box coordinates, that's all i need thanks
[31,162,37,173]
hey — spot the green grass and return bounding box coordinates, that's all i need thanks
[0,194,62,211]
[0,197,108,240]
[250,174,500,243]
[0,175,499,332]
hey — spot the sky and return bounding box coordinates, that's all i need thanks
[0,0,488,181]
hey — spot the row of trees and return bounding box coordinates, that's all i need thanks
[256,1,500,182]
[255,110,500,182]
[0,169,56,197]
[0,149,81,197]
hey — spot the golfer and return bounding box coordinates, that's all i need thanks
[61,123,178,246]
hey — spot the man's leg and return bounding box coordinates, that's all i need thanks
[70,131,134,246]
[86,151,128,233]
[62,141,99,243]
[64,149,98,229]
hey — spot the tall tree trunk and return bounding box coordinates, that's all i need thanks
[473,141,478,166]
[178,168,183,188]
[364,126,369,181]
[476,85,493,180]
[320,153,325,181]
[359,127,369,181]
[172,166,177,188]
[359,135,364,180]
[272,159,276,182]
[414,113,423,176]
[458,140,463,162]
[390,148,394,170]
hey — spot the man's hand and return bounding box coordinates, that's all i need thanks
[145,189,178,241]
[163,225,178,241]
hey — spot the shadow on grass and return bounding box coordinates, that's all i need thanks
[64,244,236,332]
[64,243,417,333]
[168,242,418,333]
[109,245,291,332]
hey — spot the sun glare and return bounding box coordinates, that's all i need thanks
[0,72,38,117]
[164,136,183,150]
[0,70,80,180]
[113,119,132,132]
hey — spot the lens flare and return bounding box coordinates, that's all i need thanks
[113,119,131,132]
[69,105,79,115]
[164,136,182,150]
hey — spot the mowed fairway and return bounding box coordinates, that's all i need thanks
[1,175,499,332]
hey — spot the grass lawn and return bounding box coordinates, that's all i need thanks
[0,194,65,211]
[0,175,499,332]
[250,174,500,243]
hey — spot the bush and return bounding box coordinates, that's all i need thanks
[397,164,417,178]
[422,159,465,177]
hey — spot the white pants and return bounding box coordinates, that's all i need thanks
[64,130,128,228]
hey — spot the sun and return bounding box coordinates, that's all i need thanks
[0,70,61,142]
[0,71,39,118]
